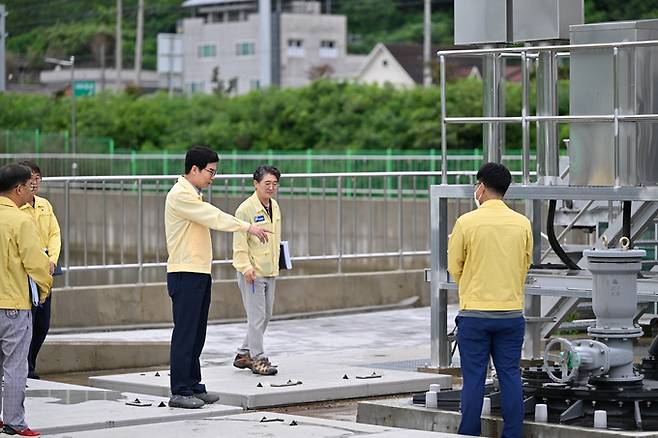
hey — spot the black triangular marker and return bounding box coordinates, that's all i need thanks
[343,374,349,379]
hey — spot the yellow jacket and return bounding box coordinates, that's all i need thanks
[232,192,281,277]
[20,195,62,266]
[0,196,53,309]
[448,199,533,311]
[165,176,250,274]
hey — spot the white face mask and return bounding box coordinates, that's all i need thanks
[474,183,482,208]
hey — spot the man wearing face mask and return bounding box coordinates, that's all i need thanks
[448,163,533,438]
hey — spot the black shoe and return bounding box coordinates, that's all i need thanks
[27,373,40,380]
[194,391,220,404]
[168,395,204,409]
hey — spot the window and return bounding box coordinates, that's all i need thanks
[287,39,304,57]
[236,42,255,56]
[197,44,216,59]
[228,10,240,21]
[319,40,337,58]
[382,59,389,67]
[250,79,260,90]
[186,82,205,94]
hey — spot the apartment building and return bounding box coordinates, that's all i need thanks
[179,0,365,94]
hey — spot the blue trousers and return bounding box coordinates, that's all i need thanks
[456,316,525,438]
[167,272,211,396]
[28,294,52,377]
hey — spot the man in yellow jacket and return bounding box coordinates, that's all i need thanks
[448,163,532,438]
[165,146,269,409]
[0,163,52,437]
[18,161,61,380]
[232,165,281,376]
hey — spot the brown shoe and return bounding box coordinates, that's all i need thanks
[252,357,278,376]
[233,353,252,369]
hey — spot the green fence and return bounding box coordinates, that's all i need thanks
[1,128,557,183]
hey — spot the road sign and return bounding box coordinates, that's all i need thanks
[74,80,96,97]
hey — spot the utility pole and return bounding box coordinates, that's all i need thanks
[423,0,432,87]
[115,0,122,91]
[271,0,281,86]
[0,4,6,93]
[135,0,144,87]
[100,39,106,91]
[258,0,271,88]
[45,56,76,173]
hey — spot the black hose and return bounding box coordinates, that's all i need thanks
[622,200,632,248]
[547,199,581,270]
[649,334,658,357]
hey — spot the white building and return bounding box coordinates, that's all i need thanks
[358,43,522,88]
[178,0,365,94]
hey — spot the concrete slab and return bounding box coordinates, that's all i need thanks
[89,357,452,409]
[46,412,464,437]
[23,379,242,435]
[357,398,658,438]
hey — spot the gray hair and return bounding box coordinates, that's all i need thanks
[253,165,281,182]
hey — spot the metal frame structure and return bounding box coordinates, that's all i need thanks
[430,185,658,368]
[431,39,658,368]
[439,39,658,187]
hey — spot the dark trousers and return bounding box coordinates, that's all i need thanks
[28,294,52,377]
[167,272,212,396]
[456,316,525,438]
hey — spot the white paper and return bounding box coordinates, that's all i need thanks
[28,277,39,306]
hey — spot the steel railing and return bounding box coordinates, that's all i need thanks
[4,152,540,179]
[41,172,456,288]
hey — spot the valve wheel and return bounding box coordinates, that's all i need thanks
[543,337,580,384]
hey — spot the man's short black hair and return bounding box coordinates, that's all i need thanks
[0,164,32,193]
[184,146,219,174]
[17,160,41,176]
[253,165,281,182]
[476,162,512,196]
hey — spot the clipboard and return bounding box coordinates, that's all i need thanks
[278,241,292,270]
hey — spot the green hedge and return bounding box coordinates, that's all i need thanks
[0,79,569,152]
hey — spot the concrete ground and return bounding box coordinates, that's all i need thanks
[42,306,459,425]
[88,353,453,409]
[45,411,465,437]
[48,306,460,364]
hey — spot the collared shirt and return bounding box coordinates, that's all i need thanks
[448,199,533,311]
[0,196,53,309]
[232,192,282,277]
[165,176,250,274]
[20,195,61,265]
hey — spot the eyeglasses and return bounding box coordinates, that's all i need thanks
[202,168,217,177]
